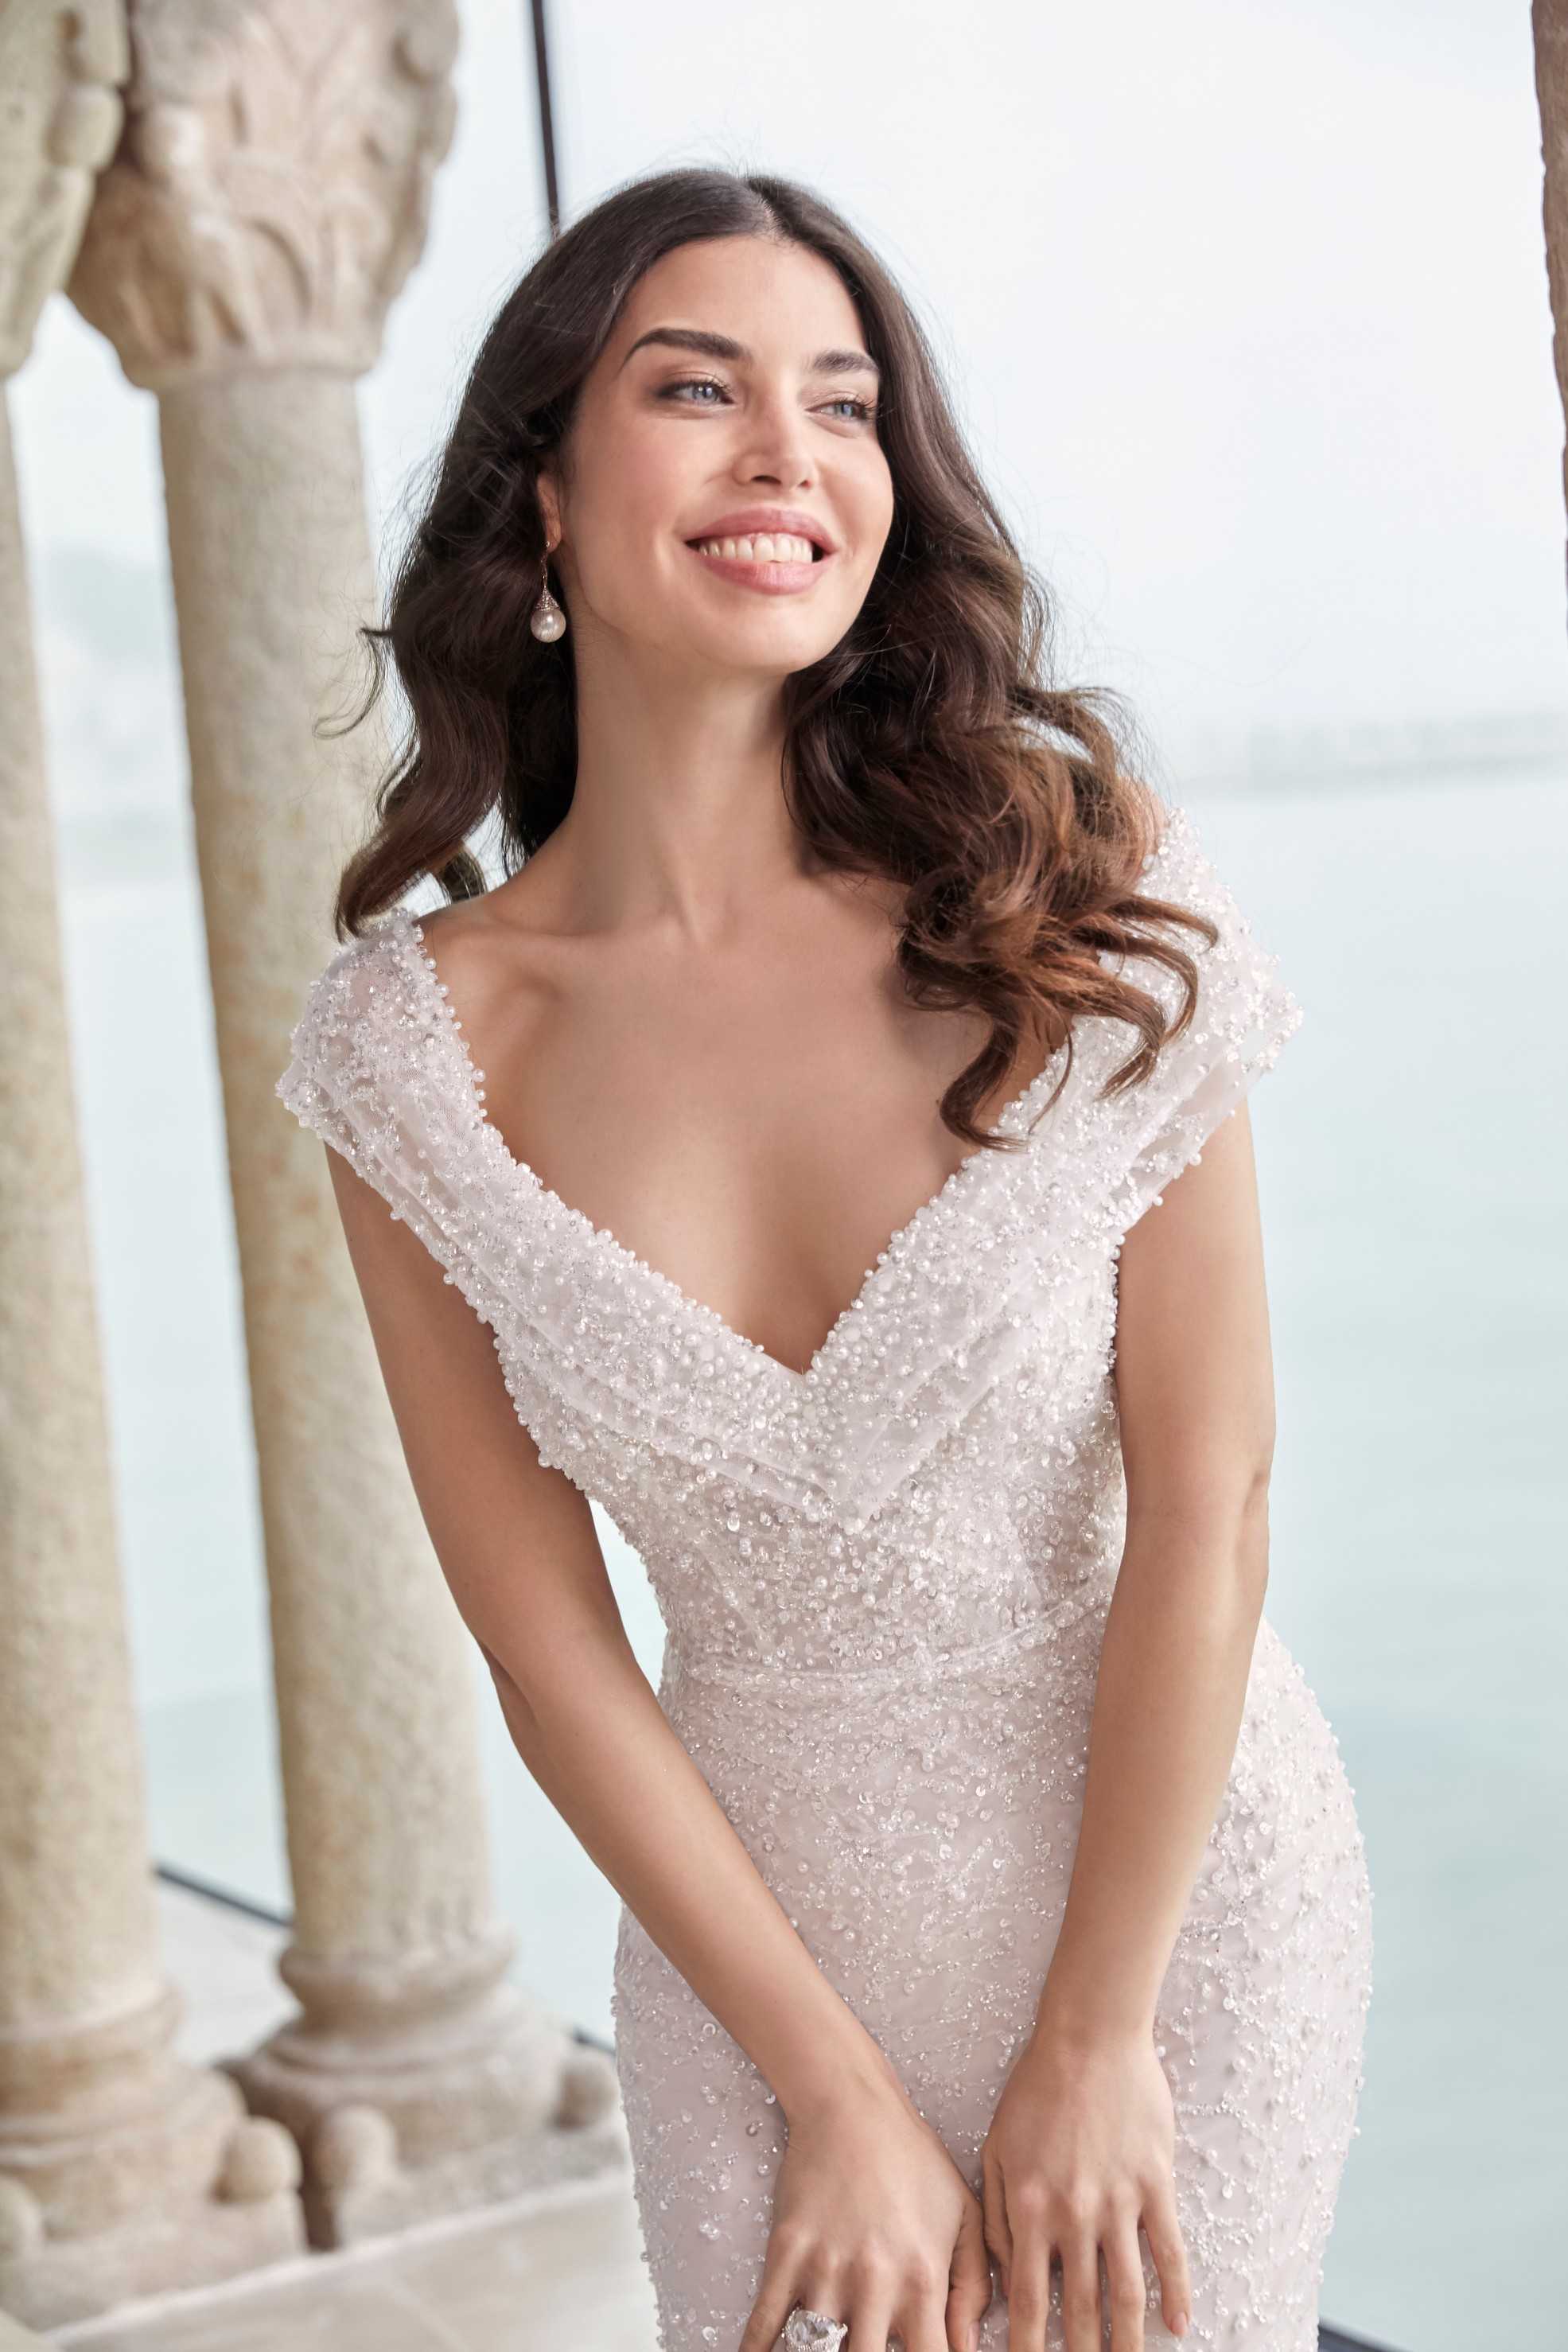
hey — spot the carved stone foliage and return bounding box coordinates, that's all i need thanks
[0,0,127,376]
[69,0,457,387]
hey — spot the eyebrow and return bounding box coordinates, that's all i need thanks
[619,326,881,378]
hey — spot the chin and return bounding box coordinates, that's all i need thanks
[667,606,850,678]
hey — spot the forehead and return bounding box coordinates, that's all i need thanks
[607,236,867,363]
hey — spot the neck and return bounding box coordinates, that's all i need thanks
[543,623,804,940]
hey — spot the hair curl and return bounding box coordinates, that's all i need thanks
[338,168,1212,1146]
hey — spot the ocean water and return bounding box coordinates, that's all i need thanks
[39,563,1566,2352]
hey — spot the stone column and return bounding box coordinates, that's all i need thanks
[1536,0,1568,571]
[0,0,302,2327]
[68,0,617,2249]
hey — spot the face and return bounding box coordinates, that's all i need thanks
[541,236,896,682]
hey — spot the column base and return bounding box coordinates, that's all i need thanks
[230,1934,624,2248]
[0,2179,302,2333]
[0,1996,305,2330]
[300,2103,628,2248]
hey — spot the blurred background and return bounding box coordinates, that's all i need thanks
[10,3,1564,2346]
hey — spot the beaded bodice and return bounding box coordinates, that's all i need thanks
[280,812,1298,1688]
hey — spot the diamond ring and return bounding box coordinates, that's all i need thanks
[783,2311,847,2352]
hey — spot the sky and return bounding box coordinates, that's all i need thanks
[10,0,1566,781]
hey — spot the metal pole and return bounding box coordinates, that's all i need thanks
[530,0,562,236]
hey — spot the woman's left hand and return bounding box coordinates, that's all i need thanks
[979,2026,1190,2352]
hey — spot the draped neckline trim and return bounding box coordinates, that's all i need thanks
[393,911,1069,1389]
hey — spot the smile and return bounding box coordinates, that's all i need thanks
[690,532,821,564]
[683,508,837,593]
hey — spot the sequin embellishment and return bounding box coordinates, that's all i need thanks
[280,812,1372,2352]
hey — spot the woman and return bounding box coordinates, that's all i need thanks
[282,170,1370,2352]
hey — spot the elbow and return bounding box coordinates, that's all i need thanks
[480,1641,543,1750]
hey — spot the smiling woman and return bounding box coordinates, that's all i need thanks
[282,169,1371,2352]
[337,172,1210,1150]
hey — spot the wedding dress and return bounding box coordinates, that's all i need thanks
[282,810,1372,2352]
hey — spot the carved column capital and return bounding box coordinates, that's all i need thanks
[0,0,128,377]
[68,0,457,389]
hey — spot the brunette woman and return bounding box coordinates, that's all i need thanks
[282,170,1370,2352]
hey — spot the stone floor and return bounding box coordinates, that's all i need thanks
[50,2175,658,2352]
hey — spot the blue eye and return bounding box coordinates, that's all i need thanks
[663,377,728,404]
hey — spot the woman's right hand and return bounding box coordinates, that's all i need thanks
[738,2064,993,2352]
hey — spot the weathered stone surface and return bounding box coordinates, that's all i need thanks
[68,0,457,387]
[68,0,620,2248]
[0,10,305,2318]
[0,0,126,376]
[313,2108,628,2249]
[0,381,154,2093]
[153,364,499,1976]
[0,2186,301,2331]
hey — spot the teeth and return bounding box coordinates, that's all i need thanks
[695,533,817,563]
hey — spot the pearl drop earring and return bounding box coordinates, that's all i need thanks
[529,552,566,643]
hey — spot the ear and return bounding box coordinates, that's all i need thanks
[537,469,563,554]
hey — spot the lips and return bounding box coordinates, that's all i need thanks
[683,509,835,593]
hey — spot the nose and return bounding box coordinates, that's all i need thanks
[733,389,817,493]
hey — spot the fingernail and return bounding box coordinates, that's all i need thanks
[1173,2315,1189,2339]
[967,2327,979,2352]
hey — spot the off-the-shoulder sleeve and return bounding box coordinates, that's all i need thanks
[278,924,510,1328]
[1061,807,1301,1244]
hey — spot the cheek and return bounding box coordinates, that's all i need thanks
[841,462,897,597]
[564,426,695,613]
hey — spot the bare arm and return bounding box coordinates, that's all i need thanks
[982,1104,1274,2352]
[327,1150,990,2352]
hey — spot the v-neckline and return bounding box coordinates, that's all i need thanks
[398,913,1066,1387]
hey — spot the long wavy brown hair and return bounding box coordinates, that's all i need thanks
[339,168,1212,1147]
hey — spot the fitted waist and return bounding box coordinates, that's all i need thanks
[663,1586,1106,1704]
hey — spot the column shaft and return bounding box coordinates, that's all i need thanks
[0,387,301,2336]
[156,368,617,2245]
[158,369,492,1966]
[0,0,303,2317]
[0,392,155,2046]
[64,0,621,2244]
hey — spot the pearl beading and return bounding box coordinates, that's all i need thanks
[279,810,1371,2352]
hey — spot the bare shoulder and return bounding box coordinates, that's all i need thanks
[415,857,572,1038]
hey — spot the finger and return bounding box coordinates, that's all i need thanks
[999,2222,1051,2352]
[1058,2231,1102,2352]
[979,2150,1012,2299]
[844,2296,893,2352]
[900,2275,951,2352]
[738,2257,805,2352]
[1142,2186,1192,2341]
[1103,2218,1147,2352]
[946,2195,994,2352]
